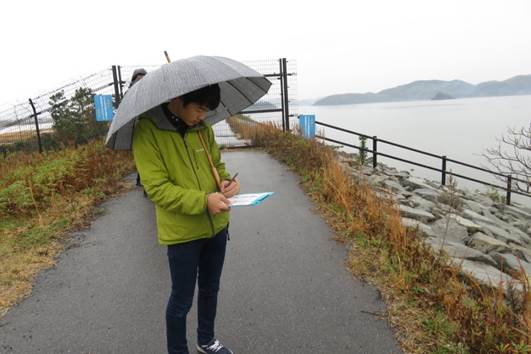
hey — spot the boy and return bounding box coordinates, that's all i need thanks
[132,84,239,354]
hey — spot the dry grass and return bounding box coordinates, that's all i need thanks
[227,116,530,354]
[0,140,135,316]
[0,129,54,145]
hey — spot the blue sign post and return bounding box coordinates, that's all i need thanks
[298,114,316,139]
[94,95,114,121]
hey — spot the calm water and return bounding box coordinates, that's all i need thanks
[294,95,531,205]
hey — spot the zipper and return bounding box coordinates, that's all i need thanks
[183,132,216,236]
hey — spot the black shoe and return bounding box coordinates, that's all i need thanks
[196,339,233,354]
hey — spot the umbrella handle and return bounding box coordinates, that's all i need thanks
[164,51,171,64]
[198,130,223,192]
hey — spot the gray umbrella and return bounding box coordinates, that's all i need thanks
[105,55,272,150]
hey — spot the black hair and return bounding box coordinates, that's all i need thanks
[180,84,220,111]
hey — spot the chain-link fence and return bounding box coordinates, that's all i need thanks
[0,59,296,154]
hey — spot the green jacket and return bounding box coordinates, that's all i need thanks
[132,106,231,245]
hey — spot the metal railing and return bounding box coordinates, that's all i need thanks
[315,120,531,205]
[0,58,296,152]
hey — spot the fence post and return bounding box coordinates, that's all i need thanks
[441,155,447,186]
[28,98,42,153]
[279,59,285,132]
[282,58,290,131]
[372,136,378,169]
[117,65,124,99]
[111,65,121,108]
[506,175,512,205]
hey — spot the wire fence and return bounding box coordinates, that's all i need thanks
[0,59,296,152]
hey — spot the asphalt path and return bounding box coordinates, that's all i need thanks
[0,150,402,354]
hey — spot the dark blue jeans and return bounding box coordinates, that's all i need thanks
[166,227,228,354]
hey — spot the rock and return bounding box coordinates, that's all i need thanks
[401,218,437,238]
[511,220,531,234]
[462,199,491,215]
[505,225,530,244]
[463,209,495,224]
[367,175,387,187]
[396,171,411,179]
[426,238,497,267]
[496,204,531,221]
[430,206,461,220]
[491,253,531,275]
[426,180,442,189]
[381,179,406,193]
[467,232,511,254]
[406,195,436,210]
[401,176,434,191]
[481,209,509,226]
[456,259,517,288]
[472,193,497,207]
[494,213,513,223]
[448,214,483,234]
[476,222,525,246]
[381,166,400,177]
[401,190,414,198]
[510,245,531,263]
[430,216,469,243]
[399,205,436,223]
[413,188,441,203]
[397,196,410,205]
[344,158,531,290]
[380,167,410,179]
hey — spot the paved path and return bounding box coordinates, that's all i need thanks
[0,150,402,354]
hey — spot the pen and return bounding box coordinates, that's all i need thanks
[230,172,239,184]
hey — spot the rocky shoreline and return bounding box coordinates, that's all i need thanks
[338,154,531,288]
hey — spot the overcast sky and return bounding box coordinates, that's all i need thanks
[1,0,530,106]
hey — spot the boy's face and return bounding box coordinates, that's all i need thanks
[170,97,210,126]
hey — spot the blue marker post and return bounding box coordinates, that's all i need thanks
[94,95,114,122]
[298,114,316,139]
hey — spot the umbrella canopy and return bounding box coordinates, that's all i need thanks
[105,55,272,150]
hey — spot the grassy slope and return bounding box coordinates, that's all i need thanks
[0,140,135,316]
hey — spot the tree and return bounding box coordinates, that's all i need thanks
[48,87,108,146]
[483,124,531,193]
[49,90,79,145]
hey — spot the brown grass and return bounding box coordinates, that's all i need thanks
[227,116,530,354]
[0,140,136,316]
[0,129,54,145]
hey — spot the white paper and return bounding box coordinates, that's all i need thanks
[228,192,273,207]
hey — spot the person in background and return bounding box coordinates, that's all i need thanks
[129,68,147,89]
[127,68,147,188]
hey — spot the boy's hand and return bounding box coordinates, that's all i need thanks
[207,192,231,215]
[221,179,240,198]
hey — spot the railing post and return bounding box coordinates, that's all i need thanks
[506,175,512,205]
[441,155,447,186]
[28,98,42,153]
[117,65,124,99]
[111,65,121,108]
[279,59,286,132]
[282,58,290,131]
[372,136,378,169]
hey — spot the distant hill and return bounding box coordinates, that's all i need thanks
[247,101,278,110]
[431,92,455,100]
[314,74,531,105]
